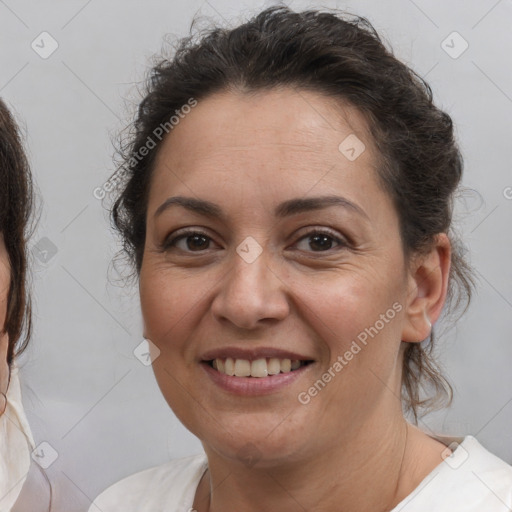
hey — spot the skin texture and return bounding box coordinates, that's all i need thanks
[0,233,10,414]
[139,88,452,512]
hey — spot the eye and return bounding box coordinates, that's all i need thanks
[293,229,348,252]
[162,230,215,252]
[161,227,349,254]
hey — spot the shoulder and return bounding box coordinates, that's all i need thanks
[89,453,207,512]
[447,436,512,495]
[396,436,512,511]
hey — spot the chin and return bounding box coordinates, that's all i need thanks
[194,411,316,469]
[208,437,305,469]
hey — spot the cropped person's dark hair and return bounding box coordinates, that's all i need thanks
[111,6,475,420]
[0,98,33,365]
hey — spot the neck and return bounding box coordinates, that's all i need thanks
[196,409,415,512]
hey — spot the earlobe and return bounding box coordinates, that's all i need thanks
[401,233,451,343]
[424,312,432,330]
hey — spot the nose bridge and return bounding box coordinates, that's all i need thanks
[211,240,288,328]
[232,242,271,294]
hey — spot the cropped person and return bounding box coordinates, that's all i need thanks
[0,98,50,511]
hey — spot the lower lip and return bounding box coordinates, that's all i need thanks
[201,362,313,396]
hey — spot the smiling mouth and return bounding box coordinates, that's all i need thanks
[206,357,314,378]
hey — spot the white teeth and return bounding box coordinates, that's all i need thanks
[234,359,251,377]
[251,358,268,378]
[280,359,291,373]
[267,358,281,375]
[225,357,235,376]
[212,357,308,377]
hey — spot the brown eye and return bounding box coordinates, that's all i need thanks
[294,229,347,252]
[163,230,213,252]
[183,233,210,251]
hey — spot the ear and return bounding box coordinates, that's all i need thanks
[401,233,451,343]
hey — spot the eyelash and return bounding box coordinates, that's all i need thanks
[161,228,349,254]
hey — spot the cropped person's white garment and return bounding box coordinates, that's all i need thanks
[89,435,512,512]
[0,365,35,512]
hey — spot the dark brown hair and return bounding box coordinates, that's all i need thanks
[0,98,33,365]
[111,6,475,420]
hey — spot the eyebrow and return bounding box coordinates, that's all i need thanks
[154,195,370,221]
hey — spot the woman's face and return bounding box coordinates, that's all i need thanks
[140,89,424,465]
[1,234,10,410]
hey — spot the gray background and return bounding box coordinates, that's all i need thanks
[1,0,511,510]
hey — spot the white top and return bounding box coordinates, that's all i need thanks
[0,365,35,512]
[89,435,512,512]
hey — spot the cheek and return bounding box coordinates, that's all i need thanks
[295,268,406,402]
[298,268,401,341]
[139,267,204,352]
[140,271,174,339]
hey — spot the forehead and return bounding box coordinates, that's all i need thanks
[148,88,388,219]
[156,88,376,162]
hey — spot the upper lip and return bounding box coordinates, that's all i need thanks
[200,347,314,362]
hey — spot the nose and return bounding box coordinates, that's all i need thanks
[210,246,290,330]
